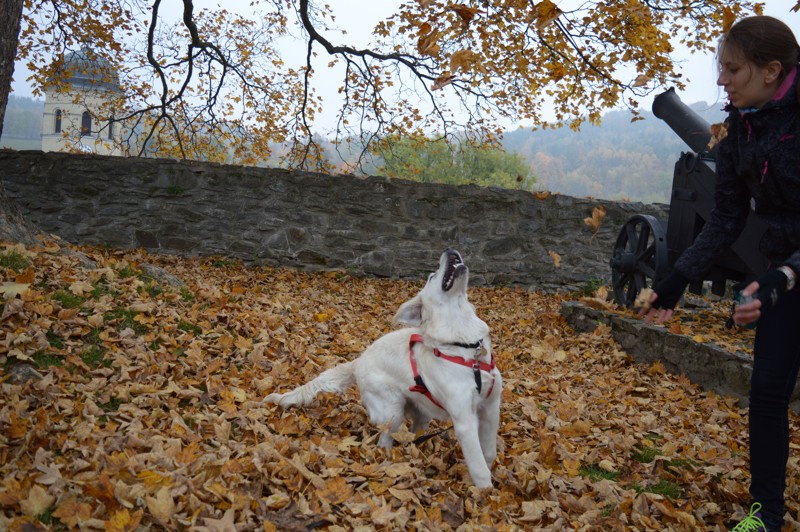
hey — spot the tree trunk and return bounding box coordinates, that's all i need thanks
[1,0,38,244]
[0,0,24,139]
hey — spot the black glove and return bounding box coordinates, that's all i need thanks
[652,270,690,310]
[754,268,789,315]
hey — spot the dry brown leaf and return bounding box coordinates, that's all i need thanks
[708,121,729,150]
[548,250,561,268]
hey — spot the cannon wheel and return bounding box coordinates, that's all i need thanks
[610,214,669,307]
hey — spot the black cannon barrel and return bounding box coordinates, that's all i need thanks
[652,88,712,154]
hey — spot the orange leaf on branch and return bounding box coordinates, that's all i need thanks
[449,4,482,24]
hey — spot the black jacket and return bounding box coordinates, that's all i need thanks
[674,67,800,281]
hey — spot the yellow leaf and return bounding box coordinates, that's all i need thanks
[20,485,55,516]
[632,74,650,88]
[559,419,591,438]
[450,4,482,23]
[722,6,736,32]
[535,0,562,29]
[69,280,94,295]
[450,49,476,74]
[707,122,729,150]
[548,250,561,268]
[0,281,30,300]
[15,268,35,283]
[562,457,581,476]
[137,470,170,488]
[431,74,457,90]
[317,476,353,505]
[583,206,606,234]
[52,498,93,527]
[145,487,175,526]
[417,27,441,56]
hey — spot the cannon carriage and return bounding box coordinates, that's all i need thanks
[609,89,769,307]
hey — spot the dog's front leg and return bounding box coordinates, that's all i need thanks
[478,380,502,467]
[450,409,493,488]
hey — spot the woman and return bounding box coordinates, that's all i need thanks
[641,16,800,532]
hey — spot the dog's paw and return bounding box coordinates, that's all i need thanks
[262,393,281,404]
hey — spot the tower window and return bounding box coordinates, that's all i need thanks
[55,109,62,133]
[81,111,92,136]
[108,119,114,139]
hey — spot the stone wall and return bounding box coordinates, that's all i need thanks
[0,150,668,291]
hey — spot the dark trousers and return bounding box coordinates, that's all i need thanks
[749,288,800,522]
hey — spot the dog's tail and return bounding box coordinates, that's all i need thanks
[263,360,356,407]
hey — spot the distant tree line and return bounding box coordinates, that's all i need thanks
[502,101,727,204]
[1,94,41,139]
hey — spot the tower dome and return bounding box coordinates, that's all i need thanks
[57,45,120,92]
[41,44,125,155]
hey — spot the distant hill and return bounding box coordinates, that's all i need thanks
[1,94,44,149]
[502,101,727,204]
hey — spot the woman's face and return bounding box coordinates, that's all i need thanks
[717,46,781,109]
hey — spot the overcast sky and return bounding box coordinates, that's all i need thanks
[10,0,800,130]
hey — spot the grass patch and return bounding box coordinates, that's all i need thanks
[52,290,86,309]
[0,250,32,272]
[31,351,63,369]
[579,464,621,482]
[574,278,605,297]
[81,346,111,369]
[100,397,123,412]
[91,281,118,300]
[631,444,661,464]
[180,287,195,302]
[178,320,202,335]
[104,308,147,333]
[117,265,139,278]
[632,480,682,500]
[46,331,64,349]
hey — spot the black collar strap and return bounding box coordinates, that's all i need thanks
[449,341,483,349]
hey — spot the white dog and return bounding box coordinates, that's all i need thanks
[264,248,502,488]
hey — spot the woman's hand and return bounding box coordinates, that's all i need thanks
[733,280,762,327]
[640,290,675,325]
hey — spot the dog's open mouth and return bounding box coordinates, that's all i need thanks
[442,250,467,291]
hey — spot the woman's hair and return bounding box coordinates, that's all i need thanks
[719,15,800,102]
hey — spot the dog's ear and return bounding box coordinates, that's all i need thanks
[394,295,423,326]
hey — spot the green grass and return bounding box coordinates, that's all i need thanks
[574,278,605,297]
[0,250,32,272]
[100,397,123,412]
[116,265,139,278]
[104,308,147,333]
[178,320,202,335]
[579,464,621,482]
[81,346,111,369]
[91,281,118,300]
[31,351,63,369]
[632,480,682,500]
[631,444,661,464]
[46,331,64,349]
[52,290,86,309]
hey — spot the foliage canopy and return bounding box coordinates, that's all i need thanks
[16,0,764,169]
[378,136,534,190]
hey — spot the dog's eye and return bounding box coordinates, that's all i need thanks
[428,272,436,281]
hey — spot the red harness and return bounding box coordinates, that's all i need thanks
[408,333,496,410]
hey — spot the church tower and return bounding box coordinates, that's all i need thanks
[41,45,125,155]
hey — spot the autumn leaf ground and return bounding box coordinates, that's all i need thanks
[1,239,799,531]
